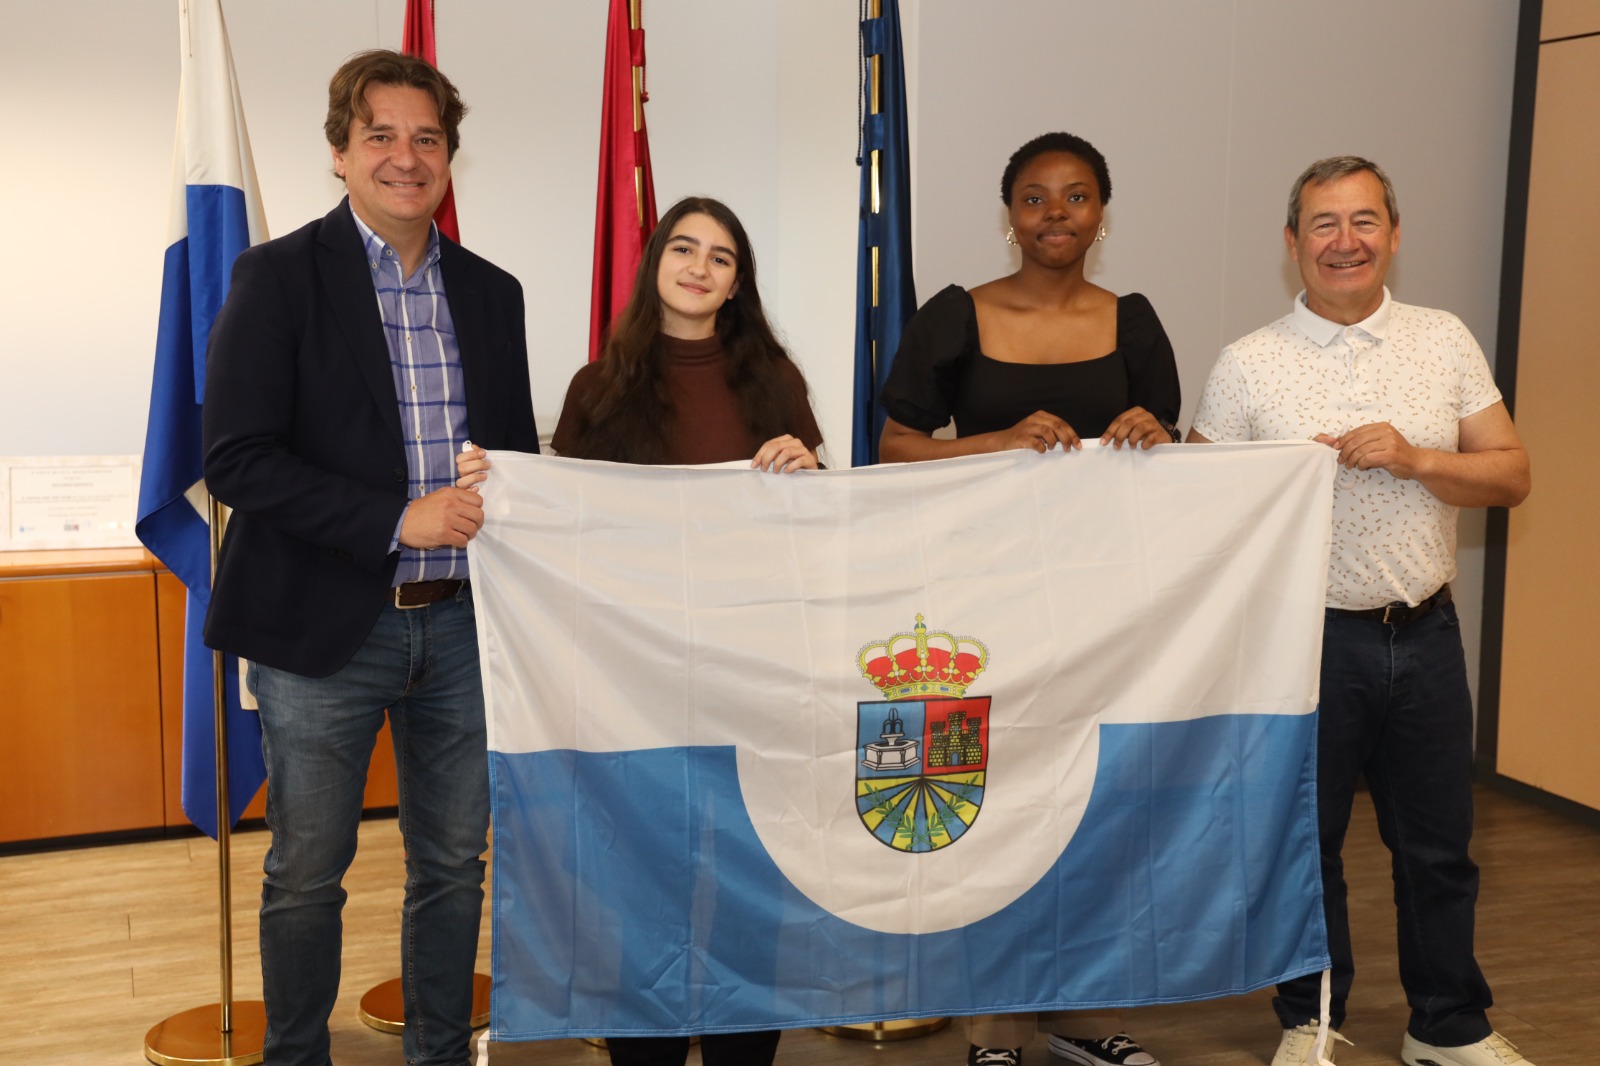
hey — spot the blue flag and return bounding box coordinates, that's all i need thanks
[136,0,268,839]
[471,442,1335,1038]
[851,0,916,467]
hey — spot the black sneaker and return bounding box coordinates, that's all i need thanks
[1046,1033,1161,1066]
[968,1046,1023,1066]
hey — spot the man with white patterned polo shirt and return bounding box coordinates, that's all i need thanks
[1189,157,1531,1066]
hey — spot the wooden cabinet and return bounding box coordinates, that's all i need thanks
[1,550,397,846]
[0,551,167,841]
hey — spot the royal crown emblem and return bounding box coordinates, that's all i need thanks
[854,615,991,854]
[858,613,988,700]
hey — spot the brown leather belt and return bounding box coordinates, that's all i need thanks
[1331,583,1451,626]
[392,579,467,609]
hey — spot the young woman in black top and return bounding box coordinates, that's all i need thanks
[880,132,1179,465]
[879,133,1174,1066]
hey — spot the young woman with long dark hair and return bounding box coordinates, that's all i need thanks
[457,196,822,1066]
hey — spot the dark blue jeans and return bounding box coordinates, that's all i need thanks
[250,586,488,1066]
[1273,601,1492,1046]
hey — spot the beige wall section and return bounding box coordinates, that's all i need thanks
[1497,34,1600,808]
[1541,0,1600,39]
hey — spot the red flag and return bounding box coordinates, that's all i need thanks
[402,0,460,242]
[589,0,658,361]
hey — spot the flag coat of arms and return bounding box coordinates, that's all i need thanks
[470,442,1335,1039]
[855,625,992,854]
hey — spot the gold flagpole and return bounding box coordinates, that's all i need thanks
[143,495,266,1065]
[868,0,883,405]
[632,0,646,228]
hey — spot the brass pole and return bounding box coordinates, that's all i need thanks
[631,0,646,226]
[144,495,266,1063]
[209,495,235,1038]
[868,0,884,385]
[631,0,644,132]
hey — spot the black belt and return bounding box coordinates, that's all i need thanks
[392,578,466,609]
[1331,583,1451,626]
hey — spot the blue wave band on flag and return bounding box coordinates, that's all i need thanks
[137,182,265,838]
[488,713,1328,1038]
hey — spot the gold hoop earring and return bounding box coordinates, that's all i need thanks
[1095,225,1107,243]
[1005,227,1018,246]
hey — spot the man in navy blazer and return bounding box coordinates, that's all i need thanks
[202,50,537,1066]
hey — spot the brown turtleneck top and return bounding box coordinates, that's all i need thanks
[550,334,823,464]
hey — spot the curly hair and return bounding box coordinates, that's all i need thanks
[1000,132,1111,206]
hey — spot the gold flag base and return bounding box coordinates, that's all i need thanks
[144,1000,267,1066]
[357,973,491,1034]
[818,1016,951,1042]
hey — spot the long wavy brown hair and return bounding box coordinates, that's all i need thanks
[565,197,802,464]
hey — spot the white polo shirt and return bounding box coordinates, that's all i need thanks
[1192,289,1502,611]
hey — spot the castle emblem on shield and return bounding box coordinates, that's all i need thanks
[855,614,990,853]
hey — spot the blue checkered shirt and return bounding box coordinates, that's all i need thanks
[352,209,471,584]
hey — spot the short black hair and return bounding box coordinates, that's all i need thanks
[1001,132,1111,206]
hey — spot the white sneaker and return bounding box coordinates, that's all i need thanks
[1271,1023,1351,1066]
[1401,1032,1532,1066]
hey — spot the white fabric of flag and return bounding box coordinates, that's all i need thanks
[472,441,1335,1039]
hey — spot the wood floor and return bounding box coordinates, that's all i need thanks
[1,785,1594,1065]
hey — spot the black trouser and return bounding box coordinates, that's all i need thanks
[1272,603,1493,1046]
[606,1030,782,1066]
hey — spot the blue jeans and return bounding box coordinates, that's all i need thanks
[250,586,488,1066]
[1273,601,1493,1046]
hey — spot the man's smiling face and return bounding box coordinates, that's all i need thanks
[331,82,450,245]
[1286,168,1400,325]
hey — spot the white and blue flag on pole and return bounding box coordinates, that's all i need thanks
[470,442,1335,1038]
[136,0,268,839]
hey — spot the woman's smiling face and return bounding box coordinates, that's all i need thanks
[655,212,741,339]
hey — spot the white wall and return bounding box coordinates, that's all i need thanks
[1,0,1517,699]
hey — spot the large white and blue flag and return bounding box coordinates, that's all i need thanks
[470,442,1336,1038]
[136,0,268,839]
